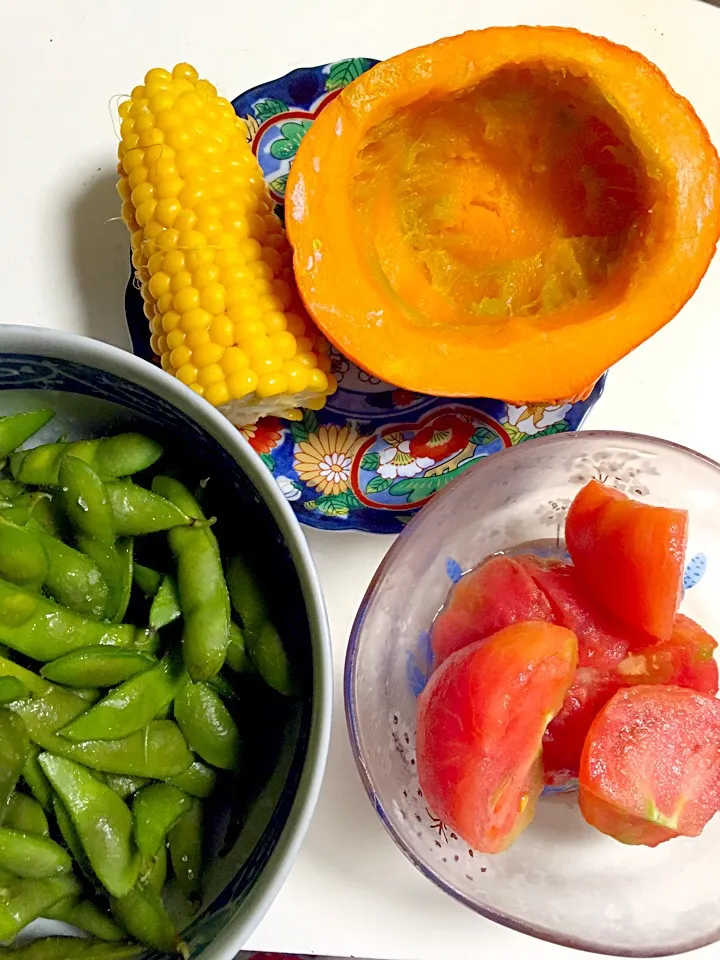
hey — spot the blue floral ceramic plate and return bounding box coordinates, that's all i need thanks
[124,58,606,535]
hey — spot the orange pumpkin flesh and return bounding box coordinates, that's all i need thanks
[287,27,720,402]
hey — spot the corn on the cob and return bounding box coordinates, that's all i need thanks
[116,63,335,424]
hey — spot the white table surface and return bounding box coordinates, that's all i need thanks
[2,0,720,957]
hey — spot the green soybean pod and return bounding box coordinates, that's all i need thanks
[51,793,96,884]
[0,708,30,821]
[107,481,194,536]
[149,576,181,630]
[0,409,54,459]
[41,648,155,688]
[22,747,53,812]
[4,793,49,836]
[224,621,255,675]
[45,896,126,942]
[0,869,80,942]
[59,456,115,545]
[111,886,184,955]
[0,518,48,591]
[105,775,149,801]
[132,564,162,598]
[0,677,29,704]
[75,537,127,625]
[173,681,241,771]
[165,760,217,799]
[132,783,191,857]
[0,826,72,878]
[40,754,140,899]
[61,651,186,741]
[142,845,168,895]
[152,476,229,681]
[11,433,163,486]
[168,797,203,901]
[31,528,109,620]
[13,694,192,779]
[0,937,142,958]
[0,580,140,661]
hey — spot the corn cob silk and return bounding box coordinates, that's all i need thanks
[117,63,336,424]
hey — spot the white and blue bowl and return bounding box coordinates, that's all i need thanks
[0,325,332,960]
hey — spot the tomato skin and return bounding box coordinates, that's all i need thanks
[566,480,688,642]
[579,685,720,846]
[417,621,577,853]
[430,555,554,666]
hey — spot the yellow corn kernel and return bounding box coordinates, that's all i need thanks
[118,62,336,423]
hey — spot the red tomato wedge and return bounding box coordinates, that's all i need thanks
[417,621,577,853]
[566,480,688,642]
[515,555,635,785]
[618,613,719,695]
[579,685,720,846]
[430,555,554,666]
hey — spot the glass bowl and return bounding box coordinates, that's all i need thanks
[345,430,720,957]
[0,325,331,960]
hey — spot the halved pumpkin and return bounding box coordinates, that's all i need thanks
[287,27,720,401]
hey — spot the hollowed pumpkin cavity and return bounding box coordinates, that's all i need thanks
[352,66,653,324]
[288,28,720,401]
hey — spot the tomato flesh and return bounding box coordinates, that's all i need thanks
[617,613,718,695]
[566,479,688,642]
[417,621,577,852]
[579,685,720,846]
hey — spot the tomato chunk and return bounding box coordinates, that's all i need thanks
[566,480,687,642]
[430,555,554,666]
[417,621,577,852]
[617,613,718,695]
[579,685,720,846]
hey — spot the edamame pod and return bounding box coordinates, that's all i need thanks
[0,937,141,958]
[227,555,298,694]
[0,518,48,591]
[0,869,80,942]
[11,433,162,486]
[61,651,185,741]
[111,886,184,955]
[31,528,109,619]
[0,410,54,459]
[105,776,149,800]
[51,794,95,885]
[22,747,53,811]
[149,575,181,630]
[224,621,255,675]
[132,564,162,598]
[141,846,167,895]
[168,797,203,901]
[0,826,72,878]
[0,580,142,661]
[132,783,191,857]
[4,793,49,836]
[107,481,194,536]
[0,708,30,821]
[0,677,28,703]
[165,760,216,799]
[40,754,140,899]
[173,681,241,770]
[153,477,229,681]
[58,457,116,544]
[45,897,126,942]
[41,648,155,688]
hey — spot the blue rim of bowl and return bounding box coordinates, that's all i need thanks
[344,428,720,959]
[0,325,333,960]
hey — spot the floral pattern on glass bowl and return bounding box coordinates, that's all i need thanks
[123,58,607,534]
[346,431,720,957]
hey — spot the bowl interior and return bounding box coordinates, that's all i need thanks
[0,352,315,958]
[347,431,720,957]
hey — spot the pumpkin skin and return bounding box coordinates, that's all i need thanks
[287,27,720,402]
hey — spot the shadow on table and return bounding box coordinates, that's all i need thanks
[67,167,132,350]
